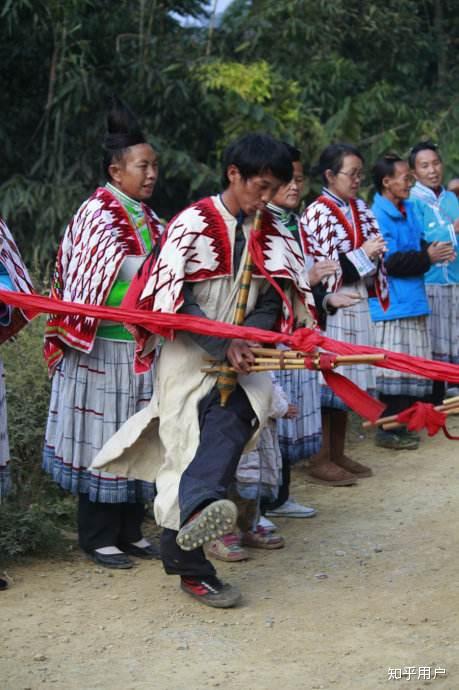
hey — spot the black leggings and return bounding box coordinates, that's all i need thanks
[77,493,144,552]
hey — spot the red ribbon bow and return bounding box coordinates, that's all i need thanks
[396,402,459,440]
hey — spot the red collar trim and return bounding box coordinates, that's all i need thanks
[317,195,364,248]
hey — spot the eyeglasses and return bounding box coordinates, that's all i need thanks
[336,170,366,182]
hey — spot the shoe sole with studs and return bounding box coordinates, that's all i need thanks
[176,500,238,552]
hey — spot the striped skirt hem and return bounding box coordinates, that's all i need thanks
[374,316,432,398]
[42,339,155,503]
[426,284,459,363]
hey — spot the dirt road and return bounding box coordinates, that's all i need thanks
[1,421,458,690]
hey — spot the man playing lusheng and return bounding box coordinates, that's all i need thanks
[92,133,318,607]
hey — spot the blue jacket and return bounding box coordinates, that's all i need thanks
[410,182,459,285]
[369,193,430,322]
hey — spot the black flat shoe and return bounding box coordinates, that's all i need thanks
[0,577,9,590]
[120,542,161,560]
[88,551,134,569]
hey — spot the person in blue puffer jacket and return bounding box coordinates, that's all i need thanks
[369,154,455,450]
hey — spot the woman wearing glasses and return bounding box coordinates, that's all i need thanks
[300,143,388,485]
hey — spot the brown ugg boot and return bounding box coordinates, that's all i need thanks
[306,408,358,486]
[330,408,373,478]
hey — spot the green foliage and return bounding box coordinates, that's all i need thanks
[197,60,273,104]
[0,499,74,561]
[196,59,301,150]
[1,0,459,560]
[0,313,76,560]
[1,0,459,266]
[2,316,51,501]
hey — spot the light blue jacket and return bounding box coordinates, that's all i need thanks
[369,193,430,322]
[410,181,459,284]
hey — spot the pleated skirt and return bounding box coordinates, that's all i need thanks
[321,284,376,410]
[374,316,432,398]
[42,339,155,503]
[273,369,321,463]
[426,283,459,364]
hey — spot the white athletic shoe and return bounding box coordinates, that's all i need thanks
[265,499,317,519]
[258,515,277,532]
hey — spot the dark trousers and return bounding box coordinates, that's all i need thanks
[78,493,145,553]
[380,382,446,418]
[161,384,258,578]
[431,380,446,406]
[379,393,417,418]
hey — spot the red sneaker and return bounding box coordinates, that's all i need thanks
[180,575,241,608]
[207,533,249,562]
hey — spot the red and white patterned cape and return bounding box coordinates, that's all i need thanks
[0,217,34,344]
[44,187,162,375]
[300,195,389,309]
[125,196,316,368]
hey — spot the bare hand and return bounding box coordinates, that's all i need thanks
[453,219,459,234]
[327,291,362,309]
[361,236,387,260]
[226,339,256,374]
[284,403,298,419]
[427,241,456,264]
[308,260,339,286]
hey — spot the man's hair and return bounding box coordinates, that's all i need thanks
[372,153,404,193]
[221,133,293,188]
[408,140,441,169]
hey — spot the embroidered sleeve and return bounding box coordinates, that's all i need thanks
[346,247,377,278]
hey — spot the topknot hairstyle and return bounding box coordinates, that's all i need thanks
[103,96,146,179]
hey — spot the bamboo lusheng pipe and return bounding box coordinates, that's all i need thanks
[203,352,386,373]
[381,406,459,431]
[215,209,263,407]
[244,348,385,364]
[362,400,459,430]
[246,354,386,366]
[201,348,385,373]
[205,348,386,363]
[442,395,459,406]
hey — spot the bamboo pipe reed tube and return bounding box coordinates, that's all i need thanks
[442,395,459,406]
[381,405,459,430]
[215,210,262,407]
[363,402,459,429]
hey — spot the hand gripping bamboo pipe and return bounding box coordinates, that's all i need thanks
[215,209,263,407]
